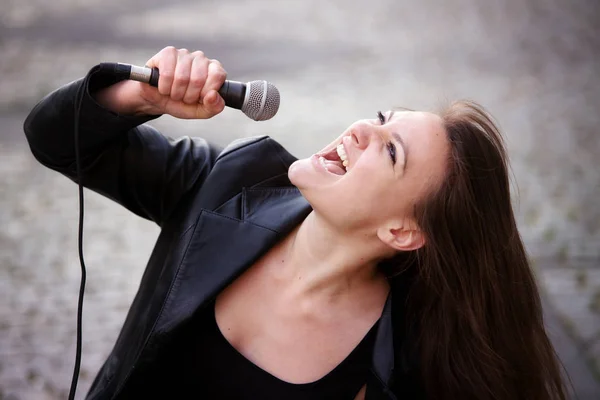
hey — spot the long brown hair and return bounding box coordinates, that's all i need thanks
[393,101,568,399]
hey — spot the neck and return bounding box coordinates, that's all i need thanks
[278,211,390,300]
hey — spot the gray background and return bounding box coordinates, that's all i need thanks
[1,0,599,398]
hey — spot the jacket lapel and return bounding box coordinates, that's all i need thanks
[151,185,311,336]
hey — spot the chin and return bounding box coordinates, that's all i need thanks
[287,159,324,206]
[288,159,311,190]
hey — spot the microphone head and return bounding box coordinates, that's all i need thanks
[242,80,280,121]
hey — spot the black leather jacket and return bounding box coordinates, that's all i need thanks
[23,65,422,399]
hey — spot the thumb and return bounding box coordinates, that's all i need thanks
[201,90,226,116]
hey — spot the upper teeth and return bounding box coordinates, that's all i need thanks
[336,144,349,170]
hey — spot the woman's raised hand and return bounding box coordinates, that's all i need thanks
[95,46,227,119]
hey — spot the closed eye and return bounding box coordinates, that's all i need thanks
[387,142,396,165]
[377,111,396,165]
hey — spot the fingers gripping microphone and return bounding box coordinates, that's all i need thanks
[102,63,280,121]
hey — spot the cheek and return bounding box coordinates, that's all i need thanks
[347,169,411,218]
[348,157,390,193]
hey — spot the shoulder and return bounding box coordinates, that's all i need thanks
[192,135,299,207]
[216,135,299,170]
[217,135,270,159]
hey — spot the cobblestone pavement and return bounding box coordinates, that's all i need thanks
[1,0,599,398]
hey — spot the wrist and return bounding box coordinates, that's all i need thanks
[92,80,148,116]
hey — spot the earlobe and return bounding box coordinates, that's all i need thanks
[378,226,426,252]
[395,229,426,251]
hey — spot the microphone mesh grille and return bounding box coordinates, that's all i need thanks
[242,80,280,121]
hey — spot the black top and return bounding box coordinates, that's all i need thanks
[125,302,380,399]
[180,302,379,399]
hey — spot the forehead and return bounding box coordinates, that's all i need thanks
[388,110,444,135]
[388,111,447,150]
[388,110,449,184]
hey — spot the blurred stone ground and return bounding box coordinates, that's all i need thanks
[0,0,599,398]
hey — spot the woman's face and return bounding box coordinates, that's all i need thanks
[289,110,449,236]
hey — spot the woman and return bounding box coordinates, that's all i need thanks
[24,47,567,399]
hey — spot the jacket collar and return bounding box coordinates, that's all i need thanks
[150,182,311,336]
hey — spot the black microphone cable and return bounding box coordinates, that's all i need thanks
[68,80,88,400]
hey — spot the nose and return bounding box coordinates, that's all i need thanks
[351,121,384,150]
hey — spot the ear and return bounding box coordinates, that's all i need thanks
[377,220,426,252]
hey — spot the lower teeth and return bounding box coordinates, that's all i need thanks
[319,156,328,171]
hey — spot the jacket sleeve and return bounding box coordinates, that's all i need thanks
[23,64,223,226]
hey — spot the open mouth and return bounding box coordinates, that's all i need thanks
[316,142,348,176]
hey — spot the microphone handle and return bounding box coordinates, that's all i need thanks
[99,62,246,110]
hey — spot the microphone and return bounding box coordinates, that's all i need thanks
[100,62,280,121]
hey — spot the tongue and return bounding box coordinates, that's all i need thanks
[324,160,346,175]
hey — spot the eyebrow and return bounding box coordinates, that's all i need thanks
[387,111,408,173]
